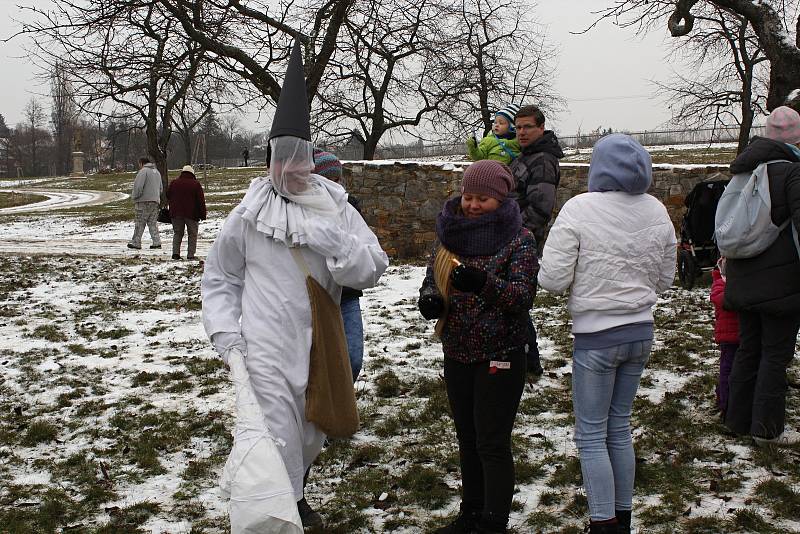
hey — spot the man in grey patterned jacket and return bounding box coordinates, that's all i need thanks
[509,105,564,375]
[128,156,163,250]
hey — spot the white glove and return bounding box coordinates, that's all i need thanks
[305,217,347,258]
[212,332,247,366]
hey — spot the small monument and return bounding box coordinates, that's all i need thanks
[70,132,85,177]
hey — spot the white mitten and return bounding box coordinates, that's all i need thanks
[305,217,346,258]
[211,332,247,366]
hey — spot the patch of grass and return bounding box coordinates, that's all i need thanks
[28,324,68,342]
[131,371,159,387]
[96,327,132,339]
[396,465,454,509]
[549,456,582,487]
[375,369,402,398]
[93,501,160,533]
[22,420,58,445]
[0,191,48,209]
[731,507,779,533]
[754,478,800,518]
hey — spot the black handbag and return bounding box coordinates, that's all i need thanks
[157,207,171,224]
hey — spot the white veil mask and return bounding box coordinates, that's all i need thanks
[269,136,337,215]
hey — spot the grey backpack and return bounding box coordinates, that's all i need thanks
[714,160,797,259]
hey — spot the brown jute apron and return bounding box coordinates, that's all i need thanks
[290,247,359,438]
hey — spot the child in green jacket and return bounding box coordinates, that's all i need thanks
[466,104,521,164]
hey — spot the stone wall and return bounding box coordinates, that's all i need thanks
[343,161,731,258]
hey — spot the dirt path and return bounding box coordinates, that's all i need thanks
[0,188,128,214]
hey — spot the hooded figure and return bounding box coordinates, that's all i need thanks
[538,134,676,534]
[201,40,389,529]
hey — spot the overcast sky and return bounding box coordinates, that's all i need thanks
[0,0,680,137]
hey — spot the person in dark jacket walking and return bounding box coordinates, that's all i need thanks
[418,160,537,534]
[724,106,800,447]
[167,164,207,260]
[508,105,563,375]
[710,258,739,417]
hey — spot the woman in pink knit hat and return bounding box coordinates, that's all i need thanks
[724,105,800,447]
[418,160,538,533]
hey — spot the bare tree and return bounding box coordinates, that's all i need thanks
[18,0,215,189]
[314,0,463,159]
[221,114,242,162]
[435,0,561,138]
[50,62,77,175]
[654,5,769,152]
[23,98,48,176]
[592,0,800,111]
[153,0,353,105]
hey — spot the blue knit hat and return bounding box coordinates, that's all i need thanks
[313,149,343,181]
[588,134,652,194]
[495,104,521,133]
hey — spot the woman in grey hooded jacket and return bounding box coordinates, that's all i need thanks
[539,134,676,534]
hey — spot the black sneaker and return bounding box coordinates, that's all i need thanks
[297,498,323,529]
[187,255,196,260]
[172,254,181,260]
[127,243,141,250]
[150,244,162,249]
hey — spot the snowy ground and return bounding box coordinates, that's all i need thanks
[1,170,800,533]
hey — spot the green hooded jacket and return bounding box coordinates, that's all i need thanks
[466,133,521,164]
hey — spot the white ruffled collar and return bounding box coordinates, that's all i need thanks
[236,176,348,246]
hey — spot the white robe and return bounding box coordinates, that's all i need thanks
[202,177,389,499]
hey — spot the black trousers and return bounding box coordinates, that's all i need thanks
[725,310,800,438]
[443,350,526,523]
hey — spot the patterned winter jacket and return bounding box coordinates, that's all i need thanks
[419,229,538,364]
[467,133,521,165]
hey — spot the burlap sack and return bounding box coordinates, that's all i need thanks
[291,248,359,438]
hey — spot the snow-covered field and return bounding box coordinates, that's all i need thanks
[1,173,800,533]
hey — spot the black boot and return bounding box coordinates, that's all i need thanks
[616,510,631,534]
[474,512,508,533]
[587,519,619,534]
[297,497,323,529]
[434,503,481,533]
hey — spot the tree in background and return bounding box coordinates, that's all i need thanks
[20,0,212,189]
[22,98,49,177]
[315,0,459,159]
[50,62,77,175]
[0,114,10,138]
[435,0,560,138]
[593,0,800,112]
[653,5,769,153]
[154,0,351,106]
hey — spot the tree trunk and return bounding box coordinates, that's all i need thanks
[362,135,379,160]
[182,131,192,165]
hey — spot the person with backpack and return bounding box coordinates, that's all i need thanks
[721,106,800,447]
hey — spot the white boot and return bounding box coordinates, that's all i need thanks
[753,429,800,447]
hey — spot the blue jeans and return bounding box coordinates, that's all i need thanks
[572,340,652,521]
[340,296,364,381]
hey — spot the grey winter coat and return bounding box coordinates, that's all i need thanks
[508,131,564,247]
[132,163,163,203]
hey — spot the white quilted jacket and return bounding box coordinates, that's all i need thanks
[539,191,677,333]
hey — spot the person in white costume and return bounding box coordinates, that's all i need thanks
[201,41,389,529]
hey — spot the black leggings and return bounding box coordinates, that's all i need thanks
[443,350,526,522]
